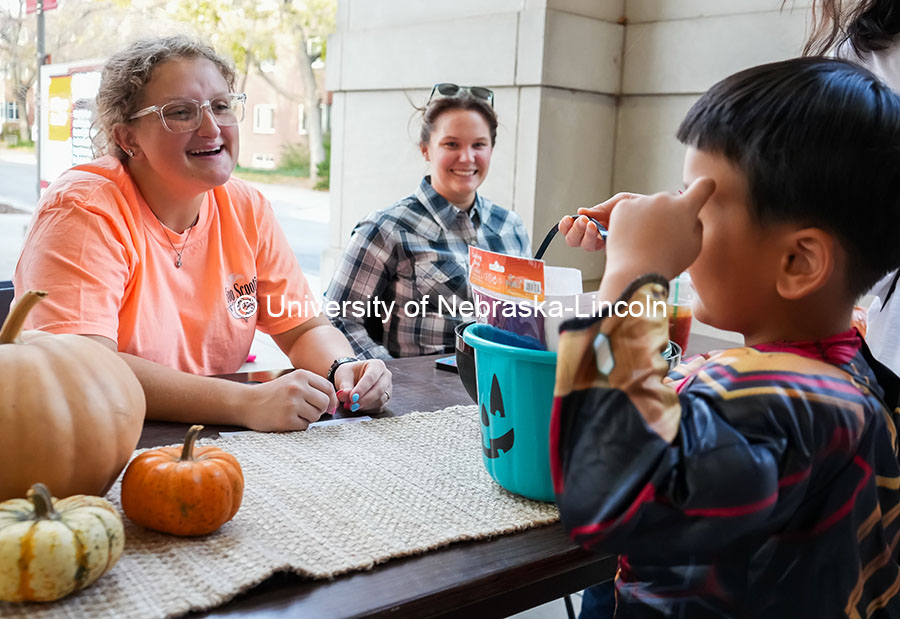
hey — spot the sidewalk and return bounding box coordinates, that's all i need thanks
[245,179,331,224]
[0,147,38,166]
[0,214,31,279]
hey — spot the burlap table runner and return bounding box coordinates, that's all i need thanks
[1,405,559,619]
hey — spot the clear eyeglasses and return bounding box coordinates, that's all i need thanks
[129,93,247,133]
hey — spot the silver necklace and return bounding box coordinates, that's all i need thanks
[150,209,198,268]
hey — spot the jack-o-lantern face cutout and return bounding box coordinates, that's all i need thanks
[481,374,514,459]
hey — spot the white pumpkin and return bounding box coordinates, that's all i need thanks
[0,483,125,602]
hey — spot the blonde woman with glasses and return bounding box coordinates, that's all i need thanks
[326,83,531,359]
[14,35,391,431]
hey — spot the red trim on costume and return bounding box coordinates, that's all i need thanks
[549,397,565,493]
[572,482,656,543]
[752,328,862,366]
[681,491,778,518]
[778,467,812,487]
[719,371,862,396]
[822,427,860,455]
[808,455,872,536]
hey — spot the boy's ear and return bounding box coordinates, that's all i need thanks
[775,228,835,300]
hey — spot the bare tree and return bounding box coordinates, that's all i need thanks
[164,0,337,180]
[0,0,129,142]
[280,0,336,181]
[0,0,36,141]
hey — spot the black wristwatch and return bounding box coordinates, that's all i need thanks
[327,356,357,386]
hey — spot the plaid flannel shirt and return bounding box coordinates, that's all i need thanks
[325,177,531,358]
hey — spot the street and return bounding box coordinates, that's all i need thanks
[0,156,331,295]
[0,158,38,212]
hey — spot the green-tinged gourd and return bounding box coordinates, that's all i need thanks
[0,483,124,602]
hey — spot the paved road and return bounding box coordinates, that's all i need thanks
[0,159,331,294]
[0,159,39,212]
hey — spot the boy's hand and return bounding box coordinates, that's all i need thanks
[558,192,644,251]
[603,178,716,285]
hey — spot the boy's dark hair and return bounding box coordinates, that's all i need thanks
[677,57,900,299]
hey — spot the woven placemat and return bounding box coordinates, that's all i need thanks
[1,405,559,619]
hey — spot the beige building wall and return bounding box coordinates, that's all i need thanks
[237,49,328,171]
[241,69,308,170]
[615,0,811,198]
[325,0,812,289]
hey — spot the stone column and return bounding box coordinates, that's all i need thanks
[324,0,626,285]
[614,1,810,197]
[324,0,810,290]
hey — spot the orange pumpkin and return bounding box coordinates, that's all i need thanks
[121,424,244,536]
[0,290,146,501]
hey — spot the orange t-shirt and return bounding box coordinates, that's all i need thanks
[14,156,317,375]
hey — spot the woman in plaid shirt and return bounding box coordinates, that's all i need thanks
[326,85,531,358]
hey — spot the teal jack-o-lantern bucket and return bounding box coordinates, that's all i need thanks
[462,323,557,502]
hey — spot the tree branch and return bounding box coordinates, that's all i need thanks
[250,58,303,103]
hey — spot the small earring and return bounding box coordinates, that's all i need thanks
[125,149,135,158]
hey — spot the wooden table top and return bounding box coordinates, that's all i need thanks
[138,332,732,618]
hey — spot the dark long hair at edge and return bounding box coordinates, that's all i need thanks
[801,0,900,56]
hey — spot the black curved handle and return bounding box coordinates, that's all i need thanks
[533,215,608,261]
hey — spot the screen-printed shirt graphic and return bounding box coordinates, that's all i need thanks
[226,274,259,320]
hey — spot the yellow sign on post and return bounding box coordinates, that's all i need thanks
[48,76,72,142]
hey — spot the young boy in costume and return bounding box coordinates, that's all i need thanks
[553,57,900,617]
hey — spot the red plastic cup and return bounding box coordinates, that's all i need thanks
[667,303,692,352]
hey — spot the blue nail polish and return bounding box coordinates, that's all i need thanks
[352,393,359,403]
[351,403,360,412]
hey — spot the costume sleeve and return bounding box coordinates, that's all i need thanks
[13,197,133,343]
[253,193,319,336]
[324,219,395,360]
[550,275,797,561]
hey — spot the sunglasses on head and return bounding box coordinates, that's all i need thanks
[428,83,494,107]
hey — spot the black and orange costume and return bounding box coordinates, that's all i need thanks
[551,275,900,617]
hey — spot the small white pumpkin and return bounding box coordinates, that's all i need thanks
[0,483,125,602]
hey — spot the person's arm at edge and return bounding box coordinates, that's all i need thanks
[87,333,340,431]
[84,334,256,426]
